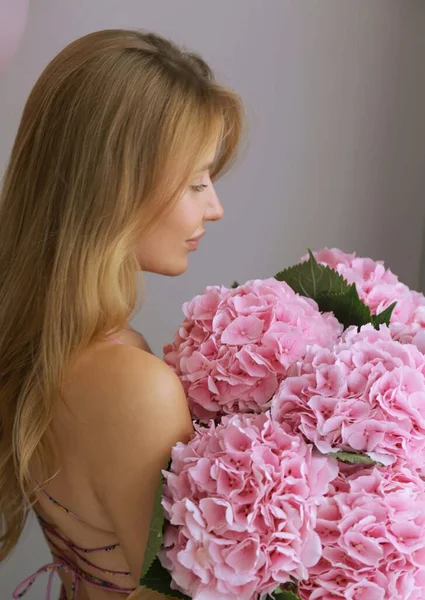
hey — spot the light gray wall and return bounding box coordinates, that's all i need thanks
[1,1,425,597]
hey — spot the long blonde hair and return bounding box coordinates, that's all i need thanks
[0,28,246,559]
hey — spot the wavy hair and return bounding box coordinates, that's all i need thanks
[0,28,246,558]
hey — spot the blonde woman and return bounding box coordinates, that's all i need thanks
[0,29,246,600]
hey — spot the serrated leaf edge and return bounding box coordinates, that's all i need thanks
[372,301,397,328]
[275,250,352,299]
[140,557,190,599]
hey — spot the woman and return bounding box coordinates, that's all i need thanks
[0,29,246,599]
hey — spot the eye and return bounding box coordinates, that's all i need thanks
[191,184,208,193]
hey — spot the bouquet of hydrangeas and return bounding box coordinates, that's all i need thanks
[139,249,425,600]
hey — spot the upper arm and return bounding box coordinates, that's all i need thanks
[80,347,193,583]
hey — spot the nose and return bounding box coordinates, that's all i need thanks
[205,184,224,222]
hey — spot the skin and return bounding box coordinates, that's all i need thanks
[33,149,223,600]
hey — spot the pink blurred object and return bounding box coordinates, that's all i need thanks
[0,0,29,75]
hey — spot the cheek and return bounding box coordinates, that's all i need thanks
[171,195,203,234]
[137,194,204,265]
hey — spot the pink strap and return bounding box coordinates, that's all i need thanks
[13,517,134,599]
[12,561,80,600]
[108,335,124,345]
[12,558,133,600]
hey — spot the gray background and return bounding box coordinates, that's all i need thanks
[1,0,425,597]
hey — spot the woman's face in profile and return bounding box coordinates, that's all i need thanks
[136,148,224,277]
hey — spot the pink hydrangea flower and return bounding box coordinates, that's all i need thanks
[272,324,425,468]
[159,412,339,600]
[164,279,342,420]
[306,248,425,348]
[298,464,425,600]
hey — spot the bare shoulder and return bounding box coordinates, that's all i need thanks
[64,342,189,424]
[87,343,191,460]
[101,345,192,439]
[59,342,194,480]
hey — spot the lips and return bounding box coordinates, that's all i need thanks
[187,231,205,243]
[186,231,205,252]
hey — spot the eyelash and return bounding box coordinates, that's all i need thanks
[191,184,208,193]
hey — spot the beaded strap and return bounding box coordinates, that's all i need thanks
[13,512,135,599]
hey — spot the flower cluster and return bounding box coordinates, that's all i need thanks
[164,278,342,420]
[160,412,338,600]
[272,324,425,468]
[298,464,425,599]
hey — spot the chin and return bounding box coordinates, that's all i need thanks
[144,260,188,277]
[164,266,188,277]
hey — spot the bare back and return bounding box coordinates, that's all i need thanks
[26,327,183,600]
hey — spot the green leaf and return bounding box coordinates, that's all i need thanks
[330,451,383,466]
[275,250,375,329]
[140,556,189,599]
[371,302,397,329]
[275,249,350,298]
[140,477,166,579]
[316,285,372,329]
[268,588,301,600]
[231,280,239,289]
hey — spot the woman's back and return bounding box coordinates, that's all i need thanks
[19,330,178,600]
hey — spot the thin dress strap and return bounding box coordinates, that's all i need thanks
[107,335,124,345]
[37,486,88,523]
[14,487,135,600]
